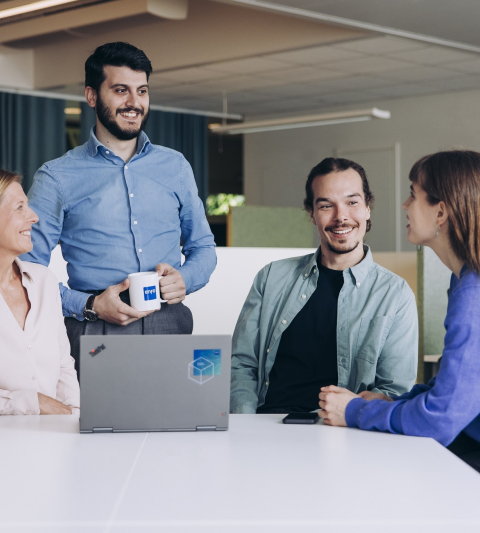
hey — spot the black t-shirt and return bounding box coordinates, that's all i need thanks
[257,261,344,413]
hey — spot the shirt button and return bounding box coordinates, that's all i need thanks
[130,193,134,198]
[139,248,143,253]
[356,282,361,287]
[105,150,110,155]
[301,294,306,299]
[72,313,76,318]
[304,273,308,277]
[32,376,35,380]
[313,268,317,273]
[134,221,138,225]
[266,381,269,386]
[125,165,129,169]
[27,345,31,350]
[281,319,287,325]
[267,348,270,353]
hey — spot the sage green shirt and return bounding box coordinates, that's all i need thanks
[230,247,418,414]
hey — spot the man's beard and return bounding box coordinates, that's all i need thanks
[96,95,149,141]
[325,224,360,255]
[326,240,360,255]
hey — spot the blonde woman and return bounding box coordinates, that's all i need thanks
[0,169,79,415]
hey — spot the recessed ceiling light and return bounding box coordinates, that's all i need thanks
[0,0,79,21]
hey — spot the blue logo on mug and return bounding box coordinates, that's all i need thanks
[143,286,157,301]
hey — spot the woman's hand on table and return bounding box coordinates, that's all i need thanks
[318,385,359,426]
[358,391,394,402]
[38,393,72,415]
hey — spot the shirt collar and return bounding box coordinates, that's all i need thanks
[302,245,373,285]
[14,258,34,283]
[86,127,151,157]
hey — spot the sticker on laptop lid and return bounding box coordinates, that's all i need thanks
[188,349,221,384]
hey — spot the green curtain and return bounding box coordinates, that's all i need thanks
[80,104,209,203]
[0,91,66,193]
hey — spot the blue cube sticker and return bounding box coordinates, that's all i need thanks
[193,349,221,375]
[143,286,157,301]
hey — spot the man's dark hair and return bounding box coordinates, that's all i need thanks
[85,42,153,93]
[303,157,374,232]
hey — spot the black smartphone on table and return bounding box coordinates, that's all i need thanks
[282,412,320,424]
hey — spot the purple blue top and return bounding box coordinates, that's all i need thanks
[346,265,480,447]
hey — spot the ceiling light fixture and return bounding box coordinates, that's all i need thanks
[209,107,390,135]
[0,0,79,21]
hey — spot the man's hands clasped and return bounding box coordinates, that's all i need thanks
[94,264,186,326]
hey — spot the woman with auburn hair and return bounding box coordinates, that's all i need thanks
[0,169,79,415]
[319,150,480,472]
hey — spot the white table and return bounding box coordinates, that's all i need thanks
[1,415,480,532]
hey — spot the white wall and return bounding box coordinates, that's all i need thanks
[0,45,34,89]
[244,88,480,251]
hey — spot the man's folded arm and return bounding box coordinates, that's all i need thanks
[230,267,269,414]
[372,282,419,397]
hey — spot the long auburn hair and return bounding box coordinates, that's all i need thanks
[409,150,480,273]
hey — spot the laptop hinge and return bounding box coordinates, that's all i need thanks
[196,426,217,431]
[92,427,113,433]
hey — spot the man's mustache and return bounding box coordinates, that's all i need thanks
[117,107,144,115]
[325,223,359,232]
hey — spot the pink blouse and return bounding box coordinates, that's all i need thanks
[0,259,80,415]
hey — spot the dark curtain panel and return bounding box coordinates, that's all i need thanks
[144,110,209,203]
[80,102,96,144]
[0,91,66,193]
[79,105,208,203]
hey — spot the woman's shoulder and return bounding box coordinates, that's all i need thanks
[16,259,58,285]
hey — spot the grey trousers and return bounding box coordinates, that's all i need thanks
[65,302,193,380]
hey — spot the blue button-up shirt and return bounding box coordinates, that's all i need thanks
[230,247,418,413]
[22,128,216,319]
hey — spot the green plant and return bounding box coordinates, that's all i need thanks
[206,193,245,216]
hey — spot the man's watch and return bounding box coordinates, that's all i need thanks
[83,295,98,322]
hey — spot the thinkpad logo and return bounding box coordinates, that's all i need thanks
[90,344,106,357]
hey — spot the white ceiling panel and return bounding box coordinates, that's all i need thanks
[381,66,460,82]
[265,45,366,65]
[199,75,287,92]
[422,75,480,92]
[335,36,426,55]
[446,59,480,74]
[332,56,415,74]
[204,57,291,74]
[156,67,228,83]
[257,65,348,82]
[388,47,478,65]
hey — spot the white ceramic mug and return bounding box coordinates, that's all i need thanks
[128,271,162,312]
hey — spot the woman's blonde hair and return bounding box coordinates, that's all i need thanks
[0,169,22,202]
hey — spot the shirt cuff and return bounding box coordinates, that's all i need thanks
[62,289,90,320]
[11,389,40,415]
[345,397,368,428]
[177,265,194,295]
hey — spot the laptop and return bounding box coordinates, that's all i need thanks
[79,335,231,433]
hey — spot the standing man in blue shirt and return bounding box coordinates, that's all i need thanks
[230,157,418,414]
[22,42,216,373]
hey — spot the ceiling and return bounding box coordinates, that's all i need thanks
[56,34,480,119]
[255,0,480,49]
[11,0,480,118]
